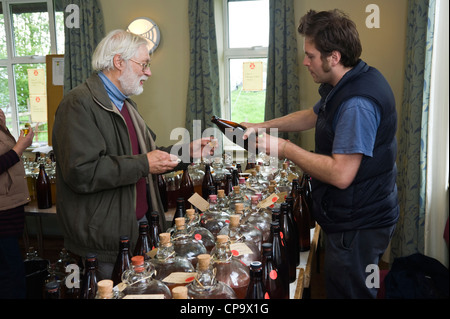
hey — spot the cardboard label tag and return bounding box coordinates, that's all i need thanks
[188,193,210,212]
[230,242,253,256]
[257,194,279,208]
[162,272,196,284]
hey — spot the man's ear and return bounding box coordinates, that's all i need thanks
[113,54,125,71]
[330,50,342,67]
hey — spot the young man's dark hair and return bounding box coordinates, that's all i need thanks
[298,9,362,67]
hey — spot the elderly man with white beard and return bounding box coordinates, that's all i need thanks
[52,30,212,281]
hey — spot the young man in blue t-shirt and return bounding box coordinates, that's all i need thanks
[242,9,399,298]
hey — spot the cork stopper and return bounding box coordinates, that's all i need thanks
[283,162,288,169]
[251,170,257,176]
[217,189,225,198]
[159,232,171,245]
[197,254,211,271]
[132,255,144,266]
[230,214,240,227]
[186,209,195,220]
[255,165,261,171]
[175,217,185,229]
[172,286,189,299]
[234,185,241,193]
[269,180,276,185]
[235,202,244,212]
[217,235,229,244]
[281,171,287,177]
[97,279,113,297]
[269,185,275,192]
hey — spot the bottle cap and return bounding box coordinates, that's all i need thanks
[251,195,259,201]
[172,286,188,299]
[209,194,217,200]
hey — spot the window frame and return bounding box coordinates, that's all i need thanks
[221,0,268,121]
[0,0,58,142]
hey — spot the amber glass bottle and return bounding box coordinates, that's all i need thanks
[300,172,316,228]
[79,253,98,299]
[202,163,215,200]
[261,243,289,299]
[245,261,265,299]
[111,236,132,286]
[211,115,249,151]
[158,174,168,212]
[36,163,52,209]
[280,202,298,283]
[179,169,194,209]
[134,221,152,260]
[268,222,289,293]
[293,184,311,252]
[285,196,300,266]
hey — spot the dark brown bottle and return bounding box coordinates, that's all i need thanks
[158,174,168,212]
[211,115,250,151]
[293,184,311,252]
[171,197,186,227]
[268,221,289,294]
[179,169,194,209]
[79,253,98,299]
[289,178,299,200]
[149,211,161,249]
[261,243,289,299]
[285,196,300,266]
[111,236,132,286]
[134,221,152,260]
[224,174,233,196]
[280,202,298,282]
[245,261,265,299]
[44,281,61,299]
[36,164,52,209]
[202,163,214,200]
[301,172,315,228]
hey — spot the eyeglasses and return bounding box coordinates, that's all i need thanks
[129,59,151,72]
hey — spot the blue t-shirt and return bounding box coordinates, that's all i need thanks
[313,97,381,157]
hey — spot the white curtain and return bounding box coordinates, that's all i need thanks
[424,0,449,268]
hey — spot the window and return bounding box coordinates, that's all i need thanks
[222,0,269,125]
[0,0,64,145]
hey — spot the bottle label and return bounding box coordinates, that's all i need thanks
[257,194,279,209]
[188,193,210,212]
[230,242,253,256]
[162,272,197,284]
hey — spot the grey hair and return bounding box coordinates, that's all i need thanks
[92,29,149,71]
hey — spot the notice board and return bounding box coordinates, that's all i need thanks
[46,55,64,146]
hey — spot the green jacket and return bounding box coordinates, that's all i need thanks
[52,73,184,263]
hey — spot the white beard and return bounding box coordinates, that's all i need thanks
[118,62,148,96]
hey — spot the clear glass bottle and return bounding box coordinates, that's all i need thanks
[245,195,272,243]
[245,261,265,299]
[95,279,122,299]
[149,233,195,292]
[171,217,207,268]
[186,254,237,299]
[216,189,230,212]
[121,255,171,299]
[218,214,261,266]
[200,194,230,238]
[211,235,250,299]
[185,209,215,252]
